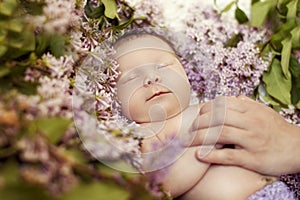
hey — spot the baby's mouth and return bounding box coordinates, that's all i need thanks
[146,91,171,101]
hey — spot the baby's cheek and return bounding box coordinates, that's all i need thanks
[127,92,150,122]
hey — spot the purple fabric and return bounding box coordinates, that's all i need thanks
[247,181,296,200]
[280,173,300,199]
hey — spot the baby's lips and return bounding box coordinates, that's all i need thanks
[146,90,172,101]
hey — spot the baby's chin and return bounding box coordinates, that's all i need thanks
[133,108,185,124]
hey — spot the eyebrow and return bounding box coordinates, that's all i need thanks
[117,53,178,79]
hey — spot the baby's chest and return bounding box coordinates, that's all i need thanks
[181,165,274,200]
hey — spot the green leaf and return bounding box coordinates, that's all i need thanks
[290,54,300,104]
[0,29,7,42]
[213,0,218,7]
[35,34,51,56]
[65,149,87,164]
[21,28,36,52]
[291,76,300,105]
[235,7,249,24]
[0,0,18,16]
[291,25,300,49]
[0,159,19,185]
[220,1,236,14]
[61,181,130,200]
[6,19,24,32]
[14,80,38,95]
[0,159,54,200]
[296,100,300,109]
[20,0,45,15]
[224,33,243,47]
[0,67,10,78]
[263,58,292,105]
[290,54,300,77]
[257,84,281,107]
[33,117,72,143]
[270,19,296,51]
[286,0,298,18]
[0,185,53,200]
[0,176,53,199]
[260,43,276,61]
[5,26,35,58]
[281,37,292,78]
[250,0,276,27]
[49,35,65,57]
[0,45,7,57]
[252,0,260,4]
[112,16,136,30]
[102,0,118,19]
[276,0,289,15]
[84,1,104,19]
[262,94,281,107]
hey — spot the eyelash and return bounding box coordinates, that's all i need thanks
[123,75,138,83]
[157,64,168,69]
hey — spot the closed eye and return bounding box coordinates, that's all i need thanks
[122,74,138,83]
[157,64,168,69]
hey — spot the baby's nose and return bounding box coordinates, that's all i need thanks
[144,73,161,86]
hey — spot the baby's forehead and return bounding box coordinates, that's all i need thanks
[113,34,175,59]
[116,48,176,75]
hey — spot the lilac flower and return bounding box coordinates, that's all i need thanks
[175,6,270,101]
[22,53,75,119]
[26,0,82,34]
[133,0,165,27]
[279,106,300,126]
[18,134,78,196]
[72,42,143,171]
[42,53,74,78]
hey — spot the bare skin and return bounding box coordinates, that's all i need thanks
[141,104,276,199]
[191,95,300,176]
[114,34,279,199]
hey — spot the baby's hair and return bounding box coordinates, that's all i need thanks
[113,29,177,54]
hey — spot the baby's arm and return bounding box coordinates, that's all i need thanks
[143,137,210,198]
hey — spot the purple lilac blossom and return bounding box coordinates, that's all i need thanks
[175,6,270,101]
[73,42,143,170]
[280,173,300,199]
[248,181,296,200]
[25,0,82,34]
[279,106,300,126]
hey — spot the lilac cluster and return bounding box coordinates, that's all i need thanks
[280,173,300,199]
[248,181,296,200]
[176,6,270,101]
[18,134,78,195]
[23,54,74,120]
[25,0,82,34]
[73,42,144,171]
[4,0,145,194]
[279,106,300,126]
[19,0,145,172]
[132,0,165,27]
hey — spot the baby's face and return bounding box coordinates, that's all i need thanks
[116,36,191,123]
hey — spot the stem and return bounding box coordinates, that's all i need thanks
[0,146,18,158]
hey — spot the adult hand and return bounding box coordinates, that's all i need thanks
[190,95,300,176]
